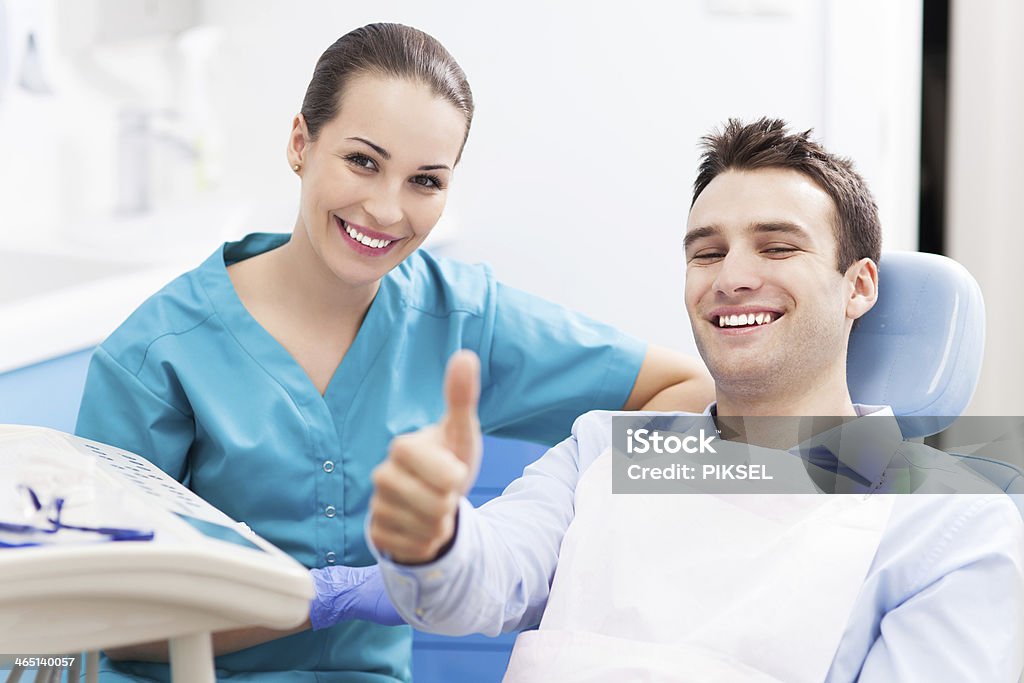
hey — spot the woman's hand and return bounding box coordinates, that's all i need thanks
[309,564,405,629]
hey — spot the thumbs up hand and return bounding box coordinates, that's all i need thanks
[369,351,483,565]
[440,349,484,489]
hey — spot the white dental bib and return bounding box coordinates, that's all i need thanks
[502,444,895,683]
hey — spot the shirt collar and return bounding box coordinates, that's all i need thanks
[791,405,902,492]
[702,402,893,418]
[702,402,902,492]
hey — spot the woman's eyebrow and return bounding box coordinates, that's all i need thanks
[348,136,390,160]
[347,137,450,172]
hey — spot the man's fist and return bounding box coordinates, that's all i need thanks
[369,351,483,564]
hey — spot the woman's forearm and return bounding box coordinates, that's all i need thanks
[104,619,312,662]
[624,344,715,412]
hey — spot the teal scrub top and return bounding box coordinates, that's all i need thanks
[74,233,646,682]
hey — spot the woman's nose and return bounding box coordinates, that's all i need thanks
[363,182,404,229]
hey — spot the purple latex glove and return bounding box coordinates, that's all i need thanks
[309,564,406,629]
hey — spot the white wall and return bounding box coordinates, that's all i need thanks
[947,0,1024,415]
[0,0,923,359]
[193,0,922,354]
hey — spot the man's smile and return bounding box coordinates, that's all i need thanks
[707,306,785,332]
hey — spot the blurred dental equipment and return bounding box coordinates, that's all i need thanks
[0,425,313,683]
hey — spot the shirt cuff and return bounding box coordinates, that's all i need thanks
[367,497,477,628]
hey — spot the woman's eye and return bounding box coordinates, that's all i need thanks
[345,153,377,170]
[411,174,444,190]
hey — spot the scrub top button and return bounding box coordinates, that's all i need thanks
[326,551,337,564]
[323,460,335,473]
[325,505,337,518]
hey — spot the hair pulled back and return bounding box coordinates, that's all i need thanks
[301,23,474,160]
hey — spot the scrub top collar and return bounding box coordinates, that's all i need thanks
[195,233,404,407]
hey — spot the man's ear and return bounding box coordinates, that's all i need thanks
[286,113,310,170]
[845,258,878,322]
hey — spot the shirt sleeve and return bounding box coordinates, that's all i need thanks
[857,495,1024,682]
[75,346,195,483]
[370,427,584,636]
[478,281,646,445]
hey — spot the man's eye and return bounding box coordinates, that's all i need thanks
[411,174,444,190]
[345,153,377,170]
[691,252,725,261]
[763,247,798,256]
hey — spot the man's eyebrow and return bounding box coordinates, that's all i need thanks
[683,226,720,251]
[750,221,811,239]
[684,222,812,250]
[347,137,451,172]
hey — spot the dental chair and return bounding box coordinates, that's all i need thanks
[412,249,1023,683]
[848,250,983,434]
[847,250,1023,513]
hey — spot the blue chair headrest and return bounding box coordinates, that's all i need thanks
[847,251,985,437]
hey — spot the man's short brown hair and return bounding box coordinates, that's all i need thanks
[693,117,881,272]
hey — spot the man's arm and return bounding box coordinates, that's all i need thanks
[624,344,714,412]
[368,351,582,636]
[373,440,581,636]
[858,496,1024,681]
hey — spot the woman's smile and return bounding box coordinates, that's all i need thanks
[335,215,402,257]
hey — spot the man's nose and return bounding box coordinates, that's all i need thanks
[712,251,763,295]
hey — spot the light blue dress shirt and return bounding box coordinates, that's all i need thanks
[74,233,647,682]
[375,407,1024,682]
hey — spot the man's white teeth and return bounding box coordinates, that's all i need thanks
[718,312,775,327]
[344,222,392,249]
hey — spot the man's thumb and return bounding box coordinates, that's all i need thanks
[443,350,482,469]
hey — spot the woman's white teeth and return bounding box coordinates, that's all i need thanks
[718,312,775,327]
[344,222,392,249]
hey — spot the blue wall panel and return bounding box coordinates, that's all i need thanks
[0,348,93,431]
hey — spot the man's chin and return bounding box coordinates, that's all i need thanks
[707,371,782,400]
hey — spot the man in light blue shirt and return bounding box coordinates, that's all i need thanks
[365,119,1024,682]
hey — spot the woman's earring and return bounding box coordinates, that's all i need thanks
[292,163,301,173]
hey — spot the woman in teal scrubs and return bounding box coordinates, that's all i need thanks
[75,23,711,682]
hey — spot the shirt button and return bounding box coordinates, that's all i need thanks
[323,460,335,473]
[415,607,426,618]
[324,505,337,518]
[326,551,337,564]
